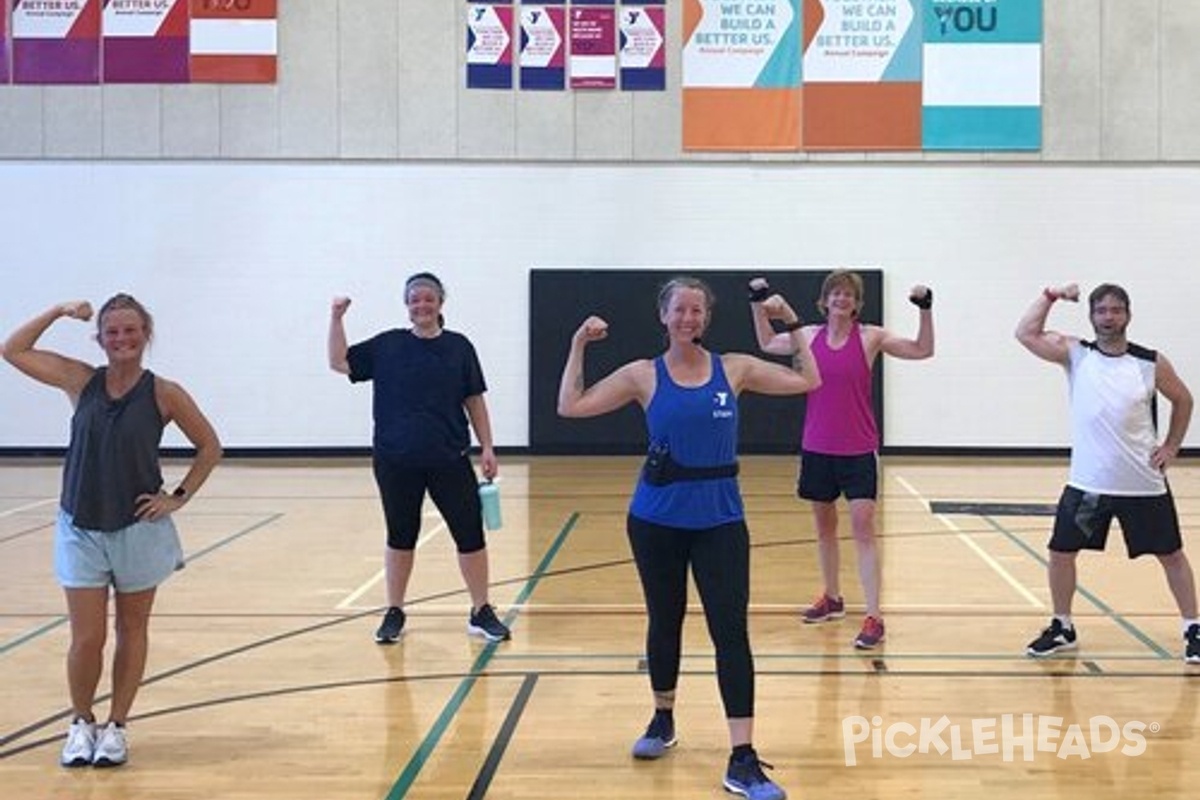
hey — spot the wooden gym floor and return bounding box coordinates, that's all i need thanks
[1,455,1197,799]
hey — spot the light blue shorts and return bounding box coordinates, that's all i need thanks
[55,508,185,593]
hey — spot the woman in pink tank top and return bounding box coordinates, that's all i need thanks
[750,271,934,650]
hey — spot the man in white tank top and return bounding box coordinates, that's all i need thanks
[1015,282,1199,664]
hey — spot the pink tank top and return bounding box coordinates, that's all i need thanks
[802,323,879,455]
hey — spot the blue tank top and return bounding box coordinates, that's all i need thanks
[629,353,743,529]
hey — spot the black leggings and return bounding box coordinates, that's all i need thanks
[373,455,485,553]
[626,515,754,719]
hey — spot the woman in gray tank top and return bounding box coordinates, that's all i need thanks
[2,294,222,768]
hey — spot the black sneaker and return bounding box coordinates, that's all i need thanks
[468,603,511,642]
[374,606,406,644]
[1026,618,1077,657]
[723,748,786,800]
[1185,623,1200,665]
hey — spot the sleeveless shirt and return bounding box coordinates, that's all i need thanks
[802,322,879,455]
[61,368,165,531]
[629,353,743,528]
[1067,340,1165,495]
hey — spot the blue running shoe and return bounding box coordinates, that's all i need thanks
[631,712,676,760]
[723,748,786,800]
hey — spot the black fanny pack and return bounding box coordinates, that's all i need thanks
[642,445,739,487]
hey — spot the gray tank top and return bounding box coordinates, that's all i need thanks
[61,368,165,532]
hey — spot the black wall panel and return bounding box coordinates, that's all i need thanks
[529,269,884,455]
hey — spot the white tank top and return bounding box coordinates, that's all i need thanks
[1067,340,1165,495]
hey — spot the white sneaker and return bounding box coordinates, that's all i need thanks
[92,722,128,767]
[60,718,96,767]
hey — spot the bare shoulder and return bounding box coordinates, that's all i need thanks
[860,323,887,341]
[153,374,195,414]
[720,352,772,384]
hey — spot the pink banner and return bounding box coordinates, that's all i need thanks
[569,6,615,89]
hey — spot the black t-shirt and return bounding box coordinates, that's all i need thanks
[346,329,487,465]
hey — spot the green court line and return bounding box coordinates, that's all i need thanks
[183,512,284,562]
[384,512,579,800]
[982,514,1172,659]
[0,512,284,657]
[0,617,67,657]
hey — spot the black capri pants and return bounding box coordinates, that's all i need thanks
[627,514,754,719]
[373,455,486,553]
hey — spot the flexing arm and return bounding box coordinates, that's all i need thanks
[1152,353,1193,472]
[137,379,223,521]
[1015,284,1079,365]
[748,278,798,356]
[557,316,646,418]
[464,394,499,480]
[328,296,351,375]
[879,285,935,360]
[2,302,96,400]
[727,319,822,396]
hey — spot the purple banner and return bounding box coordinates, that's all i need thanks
[1,0,10,84]
[12,0,101,84]
[103,0,189,83]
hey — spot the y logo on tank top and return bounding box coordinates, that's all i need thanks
[712,392,733,419]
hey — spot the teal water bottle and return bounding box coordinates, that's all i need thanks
[479,480,502,531]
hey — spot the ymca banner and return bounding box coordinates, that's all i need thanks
[519,3,564,90]
[189,0,277,83]
[12,0,101,84]
[569,3,616,89]
[921,0,1042,150]
[682,0,802,151]
[619,1,664,91]
[103,0,189,83]
[802,0,923,150]
[467,2,514,89]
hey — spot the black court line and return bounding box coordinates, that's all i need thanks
[0,512,286,658]
[4,666,1196,761]
[1082,661,1104,674]
[466,674,539,800]
[6,518,1187,760]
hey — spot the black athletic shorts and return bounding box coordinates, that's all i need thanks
[796,450,879,502]
[1049,485,1182,558]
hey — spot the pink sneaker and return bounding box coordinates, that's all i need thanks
[802,593,845,624]
[854,616,885,649]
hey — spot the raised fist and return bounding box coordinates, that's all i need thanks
[574,315,609,344]
[60,301,93,322]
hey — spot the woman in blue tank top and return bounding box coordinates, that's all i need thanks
[558,277,821,800]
